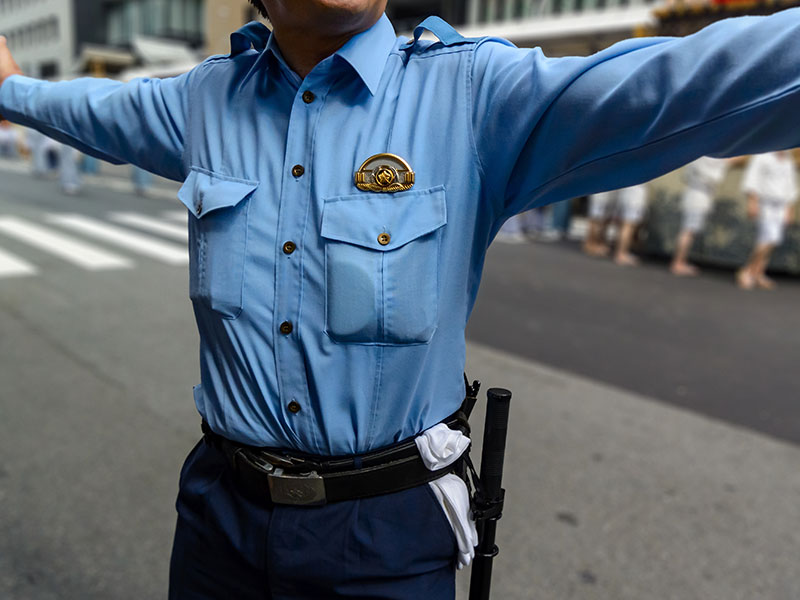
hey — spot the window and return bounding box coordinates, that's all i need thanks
[39,61,58,78]
[106,0,204,45]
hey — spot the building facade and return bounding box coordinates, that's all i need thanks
[0,0,206,78]
[0,0,75,78]
[205,0,261,57]
[388,0,660,55]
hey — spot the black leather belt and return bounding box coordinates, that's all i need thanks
[201,415,470,506]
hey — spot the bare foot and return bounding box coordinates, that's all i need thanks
[756,275,777,290]
[671,262,699,277]
[614,252,640,267]
[583,242,610,257]
[736,269,755,290]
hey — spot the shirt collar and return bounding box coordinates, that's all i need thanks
[264,14,396,95]
[334,14,396,96]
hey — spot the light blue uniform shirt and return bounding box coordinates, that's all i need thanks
[2,13,799,454]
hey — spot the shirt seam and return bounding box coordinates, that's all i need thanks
[399,46,476,61]
[466,44,489,199]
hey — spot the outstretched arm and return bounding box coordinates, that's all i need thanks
[471,9,800,221]
[0,36,191,182]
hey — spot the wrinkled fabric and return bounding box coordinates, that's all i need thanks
[415,423,471,470]
[3,12,800,454]
[416,424,478,568]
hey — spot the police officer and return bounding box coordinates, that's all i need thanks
[2,1,800,598]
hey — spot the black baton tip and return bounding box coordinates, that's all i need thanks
[486,388,512,402]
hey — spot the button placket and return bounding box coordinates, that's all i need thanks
[272,70,333,446]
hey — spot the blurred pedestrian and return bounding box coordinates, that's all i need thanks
[496,211,532,243]
[0,119,19,157]
[131,165,153,196]
[550,197,572,240]
[584,191,614,257]
[670,156,730,276]
[583,184,648,266]
[26,128,55,177]
[81,153,100,174]
[59,143,81,195]
[736,151,798,290]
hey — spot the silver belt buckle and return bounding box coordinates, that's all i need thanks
[267,468,327,506]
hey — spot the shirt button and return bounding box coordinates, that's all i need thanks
[287,400,302,414]
[292,164,305,178]
[280,321,293,335]
[377,232,391,246]
[196,201,203,215]
[302,90,315,104]
[283,241,296,255]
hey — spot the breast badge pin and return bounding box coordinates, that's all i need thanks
[354,153,415,193]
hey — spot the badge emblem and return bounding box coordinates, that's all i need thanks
[355,153,415,193]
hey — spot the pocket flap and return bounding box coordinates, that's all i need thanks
[178,167,259,218]
[321,186,446,251]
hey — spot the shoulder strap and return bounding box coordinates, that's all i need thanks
[229,21,270,56]
[411,16,467,47]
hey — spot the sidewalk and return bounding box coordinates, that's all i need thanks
[457,342,800,600]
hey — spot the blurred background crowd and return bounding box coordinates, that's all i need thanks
[498,151,800,289]
[2,0,799,285]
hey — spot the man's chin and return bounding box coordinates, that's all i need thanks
[274,0,384,31]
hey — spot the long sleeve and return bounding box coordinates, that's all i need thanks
[0,72,192,181]
[470,8,800,220]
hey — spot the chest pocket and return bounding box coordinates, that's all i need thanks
[321,186,446,345]
[178,167,259,319]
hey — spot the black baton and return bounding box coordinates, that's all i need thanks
[469,387,512,600]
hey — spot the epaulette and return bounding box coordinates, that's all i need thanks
[405,16,472,50]
[229,21,271,56]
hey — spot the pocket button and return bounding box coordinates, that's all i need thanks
[377,232,391,246]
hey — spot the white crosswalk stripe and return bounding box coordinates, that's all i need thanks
[0,216,133,271]
[162,210,188,223]
[47,214,189,266]
[109,212,189,242]
[0,246,37,278]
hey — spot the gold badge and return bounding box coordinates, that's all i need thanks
[355,153,415,193]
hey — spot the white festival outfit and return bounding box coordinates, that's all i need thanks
[414,424,478,569]
[742,152,798,246]
[588,184,648,225]
[681,156,729,233]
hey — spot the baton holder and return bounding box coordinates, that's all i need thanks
[469,387,512,600]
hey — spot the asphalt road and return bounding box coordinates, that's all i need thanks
[467,239,800,446]
[1,164,798,599]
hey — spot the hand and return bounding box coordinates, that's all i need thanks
[0,36,23,118]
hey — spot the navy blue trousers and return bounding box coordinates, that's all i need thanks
[169,441,458,599]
